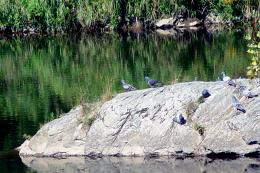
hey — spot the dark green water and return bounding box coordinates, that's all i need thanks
[0,30,252,172]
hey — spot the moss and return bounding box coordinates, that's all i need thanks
[185,101,198,123]
[81,102,99,126]
[197,96,205,104]
[1,0,255,30]
[85,116,96,126]
[193,123,205,136]
[22,133,31,140]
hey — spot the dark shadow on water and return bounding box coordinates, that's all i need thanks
[20,156,260,173]
[0,150,35,173]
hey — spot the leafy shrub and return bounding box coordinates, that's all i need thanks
[0,0,259,29]
[245,11,260,79]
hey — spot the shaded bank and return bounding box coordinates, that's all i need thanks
[0,0,259,34]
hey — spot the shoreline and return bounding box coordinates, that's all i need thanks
[0,15,246,37]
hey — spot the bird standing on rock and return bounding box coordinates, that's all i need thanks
[232,96,246,113]
[239,86,258,98]
[221,72,236,87]
[144,76,163,88]
[121,80,136,92]
[172,114,186,125]
[202,89,211,98]
[222,72,231,81]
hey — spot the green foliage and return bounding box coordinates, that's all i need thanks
[0,0,258,29]
[85,116,96,126]
[197,96,205,104]
[245,18,260,79]
[0,0,29,27]
[193,123,205,136]
[0,0,77,28]
[81,102,100,126]
[126,0,177,19]
[77,0,114,26]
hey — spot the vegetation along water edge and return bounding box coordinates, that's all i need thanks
[0,0,259,34]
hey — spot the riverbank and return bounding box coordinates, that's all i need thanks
[0,0,258,35]
[18,79,260,158]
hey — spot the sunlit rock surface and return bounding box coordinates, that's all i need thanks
[19,79,260,157]
[21,157,260,173]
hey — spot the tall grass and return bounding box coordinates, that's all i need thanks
[0,0,259,29]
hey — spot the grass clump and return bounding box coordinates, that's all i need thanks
[81,102,100,126]
[185,96,205,122]
[1,0,258,30]
[80,77,115,126]
[197,96,205,104]
[193,123,205,136]
[185,101,199,123]
[85,116,96,126]
[22,133,31,140]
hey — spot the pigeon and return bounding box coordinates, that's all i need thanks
[221,72,231,81]
[121,80,136,92]
[227,80,236,87]
[221,72,236,87]
[232,96,246,113]
[202,89,211,98]
[172,114,186,125]
[144,76,163,88]
[239,86,258,98]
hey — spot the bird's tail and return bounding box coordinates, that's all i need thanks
[156,82,163,87]
[248,94,258,98]
[238,108,246,113]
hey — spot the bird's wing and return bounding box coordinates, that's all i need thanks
[149,79,158,85]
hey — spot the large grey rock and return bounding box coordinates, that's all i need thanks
[18,106,87,156]
[155,17,202,29]
[19,79,260,157]
[176,18,202,28]
[155,18,175,28]
[21,156,260,173]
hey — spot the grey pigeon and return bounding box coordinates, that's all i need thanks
[239,86,258,98]
[202,89,211,98]
[121,80,136,92]
[221,72,231,81]
[221,72,236,87]
[172,114,186,125]
[232,96,246,113]
[227,79,236,87]
[144,76,163,88]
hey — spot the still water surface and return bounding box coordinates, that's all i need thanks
[0,31,255,172]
